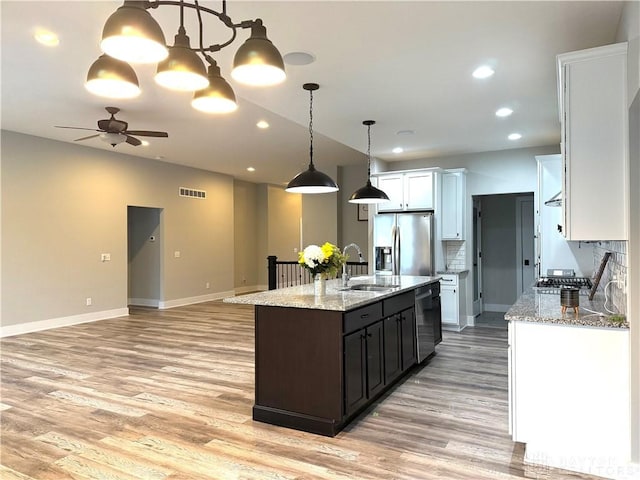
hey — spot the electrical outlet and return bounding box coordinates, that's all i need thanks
[86,297,92,306]
[101,253,111,262]
[205,282,210,289]
[174,251,181,258]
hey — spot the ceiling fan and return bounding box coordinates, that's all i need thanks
[55,107,168,147]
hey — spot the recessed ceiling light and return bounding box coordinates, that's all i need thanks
[140,140,150,147]
[496,107,513,117]
[283,52,316,66]
[508,133,522,140]
[472,65,494,79]
[256,120,269,129]
[34,28,59,47]
[247,167,256,172]
[396,130,415,136]
[392,147,404,154]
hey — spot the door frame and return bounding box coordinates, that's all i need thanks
[472,196,483,316]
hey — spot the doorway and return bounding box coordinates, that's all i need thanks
[473,193,534,315]
[128,206,163,307]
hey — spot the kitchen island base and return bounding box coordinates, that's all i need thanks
[253,288,425,436]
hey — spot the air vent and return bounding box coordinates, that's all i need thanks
[179,187,206,199]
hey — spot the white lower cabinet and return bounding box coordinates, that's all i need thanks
[439,273,466,331]
[509,320,631,478]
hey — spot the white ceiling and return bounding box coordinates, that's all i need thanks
[0,1,624,186]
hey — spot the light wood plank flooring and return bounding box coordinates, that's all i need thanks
[1,302,602,479]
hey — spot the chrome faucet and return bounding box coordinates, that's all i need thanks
[342,243,364,287]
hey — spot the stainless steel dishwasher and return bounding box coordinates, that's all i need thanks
[415,282,442,362]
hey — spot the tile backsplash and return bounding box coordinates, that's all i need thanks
[445,240,466,270]
[593,241,627,315]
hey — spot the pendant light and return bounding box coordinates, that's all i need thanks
[155,26,208,91]
[349,120,390,204]
[85,54,141,99]
[100,1,168,64]
[286,83,339,194]
[191,60,238,114]
[231,20,286,87]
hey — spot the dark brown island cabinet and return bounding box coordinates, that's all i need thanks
[253,289,432,436]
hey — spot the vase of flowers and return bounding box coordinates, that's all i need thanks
[298,242,346,297]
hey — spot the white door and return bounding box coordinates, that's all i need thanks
[441,286,458,325]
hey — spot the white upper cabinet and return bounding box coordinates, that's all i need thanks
[557,43,628,241]
[375,171,434,212]
[441,171,466,240]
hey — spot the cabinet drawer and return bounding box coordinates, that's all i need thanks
[439,274,458,287]
[382,291,415,317]
[344,302,383,334]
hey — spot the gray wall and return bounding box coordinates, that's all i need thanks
[233,180,259,291]
[2,130,234,328]
[338,164,369,257]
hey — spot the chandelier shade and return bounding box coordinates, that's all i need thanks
[349,120,390,204]
[155,28,208,91]
[286,83,339,194]
[85,54,141,99]
[100,1,168,64]
[192,62,238,114]
[231,20,286,86]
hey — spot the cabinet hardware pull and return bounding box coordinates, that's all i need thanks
[361,313,369,319]
[367,333,372,338]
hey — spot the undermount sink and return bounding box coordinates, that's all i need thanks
[347,283,399,292]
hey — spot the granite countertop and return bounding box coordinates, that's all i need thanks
[224,275,441,312]
[505,288,629,329]
[436,269,469,275]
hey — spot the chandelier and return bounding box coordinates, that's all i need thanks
[85,0,286,114]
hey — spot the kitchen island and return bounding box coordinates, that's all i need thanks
[225,275,440,436]
[505,288,631,478]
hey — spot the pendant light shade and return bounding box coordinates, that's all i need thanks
[349,120,390,204]
[231,20,286,87]
[100,1,168,64]
[155,27,208,91]
[85,54,141,99]
[286,83,339,194]
[191,61,238,114]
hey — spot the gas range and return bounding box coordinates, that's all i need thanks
[534,269,593,295]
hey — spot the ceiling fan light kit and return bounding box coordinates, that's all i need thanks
[286,83,339,195]
[349,120,390,204]
[87,0,285,112]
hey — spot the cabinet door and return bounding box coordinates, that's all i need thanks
[344,330,367,416]
[560,44,627,240]
[383,315,402,384]
[400,308,417,370]
[377,175,404,211]
[366,322,385,398]
[405,171,433,210]
[441,173,463,240]
[440,286,458,325]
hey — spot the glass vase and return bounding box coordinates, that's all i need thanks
[314,273,326,297]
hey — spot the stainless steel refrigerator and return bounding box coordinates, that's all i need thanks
[373,212,434,276]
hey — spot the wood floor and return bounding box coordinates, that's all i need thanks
[1,302,602,480]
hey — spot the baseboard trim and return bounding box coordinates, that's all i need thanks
[159,290,235,309]
[128,297,160,307]
[234,285,264,295]
[466,315,476,326]
[0,308,129,338]
[483,303,511,313]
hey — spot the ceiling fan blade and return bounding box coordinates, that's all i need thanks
[125,135,142,146]
[125,130,168,138]
[74,134,100,142]
[55,126,99,131]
